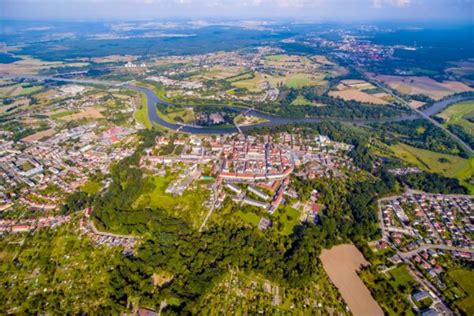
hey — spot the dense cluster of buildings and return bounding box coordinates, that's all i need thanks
[140,132,354,226]
[0,215,70,233]
[379,191,473,253]
[0,123,135,216]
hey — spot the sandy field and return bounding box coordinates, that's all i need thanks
[60,107,105,121]
[320,244,383,316]
[409,100,426,109]
[21,128,55,142]
[91,55,136,63]
[329,89,388,105]
[372,75,474,100]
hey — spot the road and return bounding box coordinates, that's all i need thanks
[399,244,474,259]
[198,183,219,232]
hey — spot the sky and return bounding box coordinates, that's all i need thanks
[1,0,473,22]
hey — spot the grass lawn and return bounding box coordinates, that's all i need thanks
[276,205,300,235]
[236,210,261,226]
[448,269,474,315]
[134,93,152,129]
[388,265,414,291]
[82,180,101,195]
[133,174,210,228]
[291,95,313,106]
[158,107,194,124]
[390,143,473,193]
[438,100,474,137]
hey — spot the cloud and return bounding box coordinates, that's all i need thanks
[372,0,412,8]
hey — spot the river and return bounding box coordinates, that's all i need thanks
[128,85,472,135]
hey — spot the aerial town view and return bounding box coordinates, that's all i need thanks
[0,0,473,315]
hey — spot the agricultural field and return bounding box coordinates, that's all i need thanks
[0,83,42,98]
[436,100,474,138]
[371,75,473,100]
[445,61,474,84]
[389,143,473,192]
[90,54,136,63]
[320,244,383,316]
[198,66,243,80]
[329,79,391,105]
[21,128,56,143]
[0,56,88,76]
[58,107,105,121]
[282,73,326,89]
[230,72,265,92]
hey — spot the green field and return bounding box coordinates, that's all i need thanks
[285,73,323,89]
[231,72,263,92]
[236,210,261,226]
[50,110,78,119]
[390,143,473,193]
[276,205,300,235]
[19,86,42,96]
[0,84,42,98]
[133,174,209,228]
[438,100,474,137]
[158,107,194,124]
[134,93,152,129]
[81,180,101,195]
[448,269,474,315]
[387,265,414,290]
[291,95,313,106]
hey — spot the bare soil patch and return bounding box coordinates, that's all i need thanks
[320,244,383,316]
[60,107,105,121]
[329,89,388,105]
[21,128,55,142]
[409,100,426,109]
